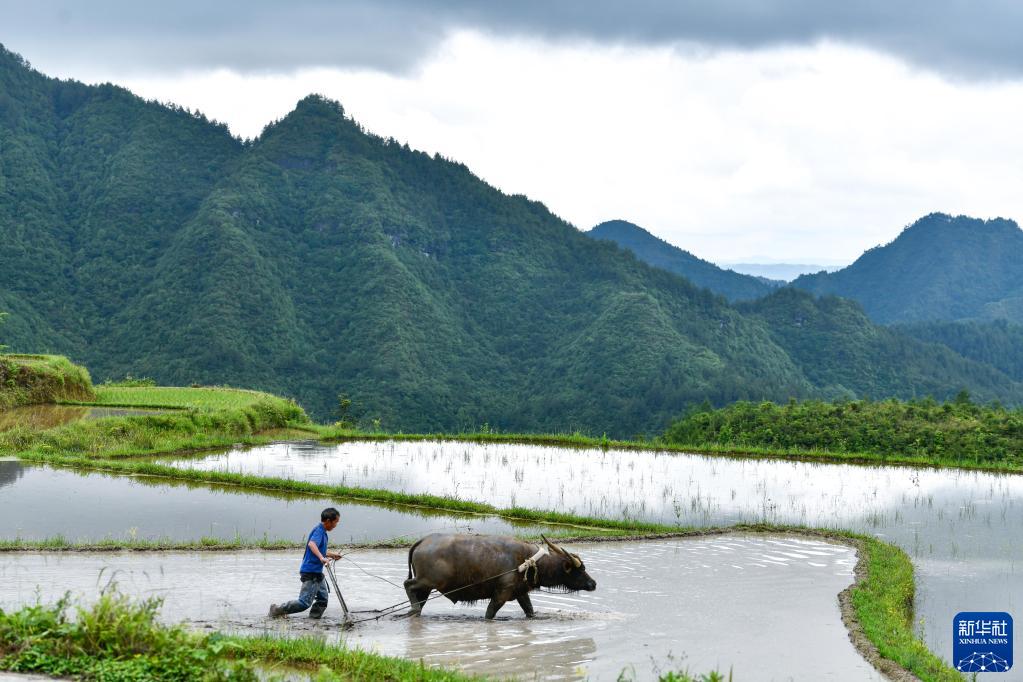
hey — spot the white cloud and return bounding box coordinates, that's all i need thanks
[50,30,1023,263]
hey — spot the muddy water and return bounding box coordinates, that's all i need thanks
[0,404,172,432]
[0,536,880,681]
[0,461,555,543]
[164,440,1023,667]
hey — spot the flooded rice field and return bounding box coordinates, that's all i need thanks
[0,536,878,681]
[164,439,1023,666]
[0,404,172,432]
[0,460,554,543]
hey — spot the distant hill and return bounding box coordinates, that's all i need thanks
[739,288,1021,402]
[896,319,1023,383]
[722,262,843,283]
[2,45,1021,433]
[587,220,780,301]
[792,213,1023,324]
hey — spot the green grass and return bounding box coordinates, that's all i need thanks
[85,385,274,411]
[0,394,309,458]
[0,590,474,681]
[664,397,1023,472]
[848,536,963,681]
[0,354,95,410]
[0,589,730,681]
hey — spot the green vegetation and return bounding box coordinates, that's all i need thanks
[0,591,473,681]
[587,219,778,301]
[738,287,1023,404]
[0,354,95,410]
[88,385,273,411]
[3,46,1022,435]
[665,395,1023,468]
[897,318,1023,382]
[0,388,307,457]
[794,213,1023,324]
[847,537,962,682]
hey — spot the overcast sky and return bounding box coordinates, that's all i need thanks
[5,1,1023,263]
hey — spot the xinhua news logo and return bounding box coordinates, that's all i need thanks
[954,612,1013,673]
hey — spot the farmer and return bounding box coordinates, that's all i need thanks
[268,507,343,618]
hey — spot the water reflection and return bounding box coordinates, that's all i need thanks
[0,404,172,432]
[0,462,555,543]
[0,459,25,490]
[164,439,1023,666]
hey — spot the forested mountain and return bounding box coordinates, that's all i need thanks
[896,319,1023,383]
[587,220,780,301]
[739,289,1021,402]
[792,213,1023,324]
[2,45,1021,433]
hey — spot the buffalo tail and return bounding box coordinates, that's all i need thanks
[407,537,425,579]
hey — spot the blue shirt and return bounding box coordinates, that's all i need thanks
[299,523,328,574]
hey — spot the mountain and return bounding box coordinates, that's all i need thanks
[587,220,780,301]
[792,213,1023,324]
[1,45,1020,433]
[739,288,1021,403]
[896,319,1023,384]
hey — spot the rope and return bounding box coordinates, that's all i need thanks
[326,532,554,625]
[340,555,405,589]
[333,560,531,625]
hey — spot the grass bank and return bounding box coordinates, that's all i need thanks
[1,388,308,457]
[842,535,961,682]
[0,354,95,409]
[16,452,678,534]
[315,423,1023,475]
[84,385,276,411]
[663,397,1023,472]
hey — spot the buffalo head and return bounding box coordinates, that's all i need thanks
[541,535,597,591]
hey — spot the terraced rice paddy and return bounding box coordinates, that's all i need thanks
[0,460,554,544]
[164,439,1023,667]
[0,536,877,680]
[90,385,269,410]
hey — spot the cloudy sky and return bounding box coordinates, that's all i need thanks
[5,1,1023,264]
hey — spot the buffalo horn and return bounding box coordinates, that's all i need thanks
[540,534,567,556]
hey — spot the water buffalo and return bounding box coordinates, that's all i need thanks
[403,533,597,619]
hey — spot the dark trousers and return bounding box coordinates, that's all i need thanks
[280,573,328,617]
